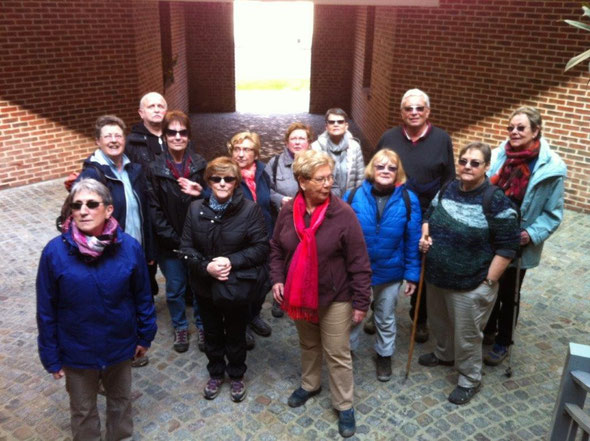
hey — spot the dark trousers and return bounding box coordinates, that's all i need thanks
[199,295,249,380]
[484,267,527,346]
[249,289,266,321]
[409,281,427,325]
[148,261,158,296]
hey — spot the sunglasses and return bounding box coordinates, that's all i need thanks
[506,125,528,133]
[402,106,426,113]
[209,176,237,183]
[165,129,188,137]
[375,164,398,172]
[458,158,485,168]
[327,119,346,125]
[70,200,104,211]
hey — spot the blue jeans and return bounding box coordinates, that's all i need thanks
[158,256,202,330]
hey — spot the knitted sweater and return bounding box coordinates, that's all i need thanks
[424,179,520,291]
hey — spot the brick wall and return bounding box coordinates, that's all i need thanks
[351,0,590,212]
[309,5,356,115]
[185,2,235,113]
[0,0,163,189]
[163,2,189,113]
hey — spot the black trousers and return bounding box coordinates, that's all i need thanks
[484,267,527,347]
[409,281,427,325]
[199,296,249,380]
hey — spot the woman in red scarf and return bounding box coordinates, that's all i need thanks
[483,107,566,366]
[228,131,274,348]
[270,150,372,438]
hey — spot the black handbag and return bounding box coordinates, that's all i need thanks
[210,267,259,307]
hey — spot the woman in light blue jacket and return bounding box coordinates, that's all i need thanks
[345,149,422,382]
[483,107,566,366]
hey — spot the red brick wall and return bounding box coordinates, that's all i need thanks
[164,2,189,113]
[185,2,235,113]
[309,5,356,115]
[351,0,590,212]
[0,0,163,189]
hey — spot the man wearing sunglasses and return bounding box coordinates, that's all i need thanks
[374,88,455,344]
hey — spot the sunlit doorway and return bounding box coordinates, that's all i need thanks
[234,1,314,113]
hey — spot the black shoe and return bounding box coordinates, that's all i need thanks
[250,315,272,337]
[338,408,356,438]
[418,352,454,367]
[271,299,284,318]
[376,355,392,382]
[246,327,255,350]
[173,329,189,353]
[131,355,149,368]
[448,383,481,405]
[287,386,322,408]
[414,323,429,343]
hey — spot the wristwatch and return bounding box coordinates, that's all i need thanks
[483,278,496,287]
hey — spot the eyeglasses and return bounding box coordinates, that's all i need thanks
[402,106,426,113]
[506,125,528,133]
[209,176,237,183]
[289,137,308,143]
[327,119,346,125]
[101,133,124,140]
[310,175,334,185]
[165,129,188,137]
[70,200,104,211]
[375,164,398,172]
[458,158,485,168]
[233,147,254,154]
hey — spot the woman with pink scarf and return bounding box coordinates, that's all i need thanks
[269,150,371,438]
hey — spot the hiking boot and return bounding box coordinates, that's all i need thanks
[414,323,429,343]
[484,344,508,366]
[338,408,356,438]
[131,355,149,368]
[249,315,271,337]
[363,310,376,335]
[287,386,322,408]
[246,327,255,350]
[376,355,392,382]
[203,378,223,400]
[418,352,454,367]
[271,299,284,318]
[173,329,189,353]
[448,383,481,405]
[483,332,496,346]
[230,379,247,402]
[197,328,205,353]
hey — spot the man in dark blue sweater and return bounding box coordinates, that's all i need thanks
[374,88,455,343]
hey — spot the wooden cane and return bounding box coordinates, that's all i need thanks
[405,252,427,381]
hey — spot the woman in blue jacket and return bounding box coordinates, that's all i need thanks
[345,149,422,382]
[36,178,157,441]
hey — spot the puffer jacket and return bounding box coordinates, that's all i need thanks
[180,187,270,300]
[489,137,566,269]
[345,180,422,285]
[147,150,207,254]
[36,227,157,373]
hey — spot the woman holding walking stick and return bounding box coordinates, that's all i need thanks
[418,142,520,405]
[483,107,566,366]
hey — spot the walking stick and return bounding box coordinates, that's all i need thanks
[405,252,427,381]
[504,255,522,378]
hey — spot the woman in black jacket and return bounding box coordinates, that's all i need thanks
[180,157,269,403]
[147,110,207,354]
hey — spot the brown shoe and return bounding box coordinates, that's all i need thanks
[131,355,149,368]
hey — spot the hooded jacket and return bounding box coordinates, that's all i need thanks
[489,137,566,269]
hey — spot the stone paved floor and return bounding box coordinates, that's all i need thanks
[0,112,589,440]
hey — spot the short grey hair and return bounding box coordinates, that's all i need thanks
[400,88,430,108]
[139,91,167,109]
[70,178,113,206]
[95,115,126,140]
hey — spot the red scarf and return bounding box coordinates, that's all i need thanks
[282,192,330,323]
[490,139,540,202]
[241,162,257,202]
[166,151,192,179]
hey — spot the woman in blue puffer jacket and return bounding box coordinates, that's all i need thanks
[345,148,422,382]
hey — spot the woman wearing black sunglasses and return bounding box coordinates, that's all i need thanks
[418,142,520,405]
[483,107,566,367]
[180,157,269,403]
[146,110,207,354]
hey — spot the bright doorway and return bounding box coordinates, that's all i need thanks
[234,1,314,113]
